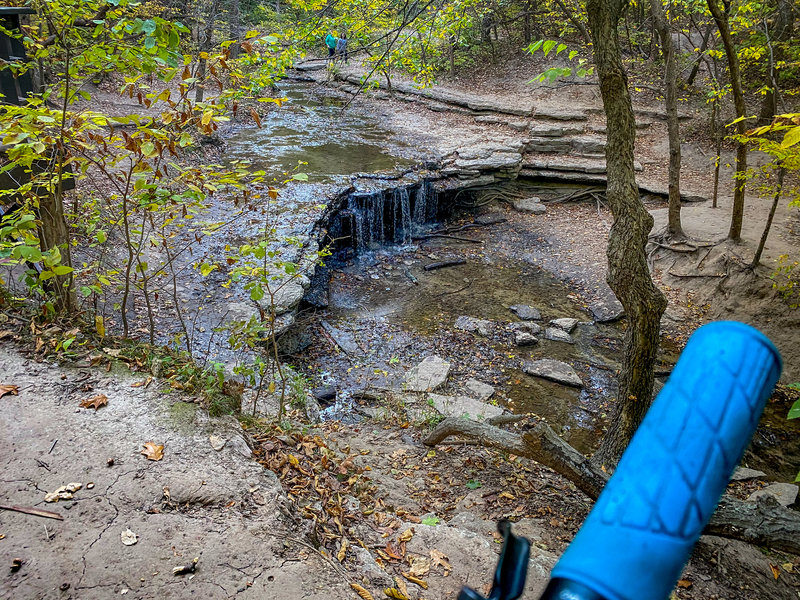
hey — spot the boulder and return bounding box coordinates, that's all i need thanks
[455,315,494,337]
[464,379,495,402]
[544,327,574,344]
[512,198,546,214]
[514,331,539,346]
[510,304,541,321]
[523,359,583,388]
[405,356,451,392]
[428,393,503,421]
[748,483,798,507]
[571,135,606,155]
[549,318,579,333]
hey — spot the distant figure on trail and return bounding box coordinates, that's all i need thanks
[325,32,337,61]
[336,34,348,64]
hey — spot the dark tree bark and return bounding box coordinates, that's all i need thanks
[586,0,667,465]
[751,166,786,267]
[650,0,683,238]
[423,418,800,555]
[685,20,713,87]
[706,0,748,242]
[758,0,792,122]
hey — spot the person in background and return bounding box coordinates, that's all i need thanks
[336,33,348,64]
[325,32,337,61]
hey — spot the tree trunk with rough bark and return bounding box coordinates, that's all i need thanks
[706,0,748,242]
[650,0,683,238]
[586,0,667,465]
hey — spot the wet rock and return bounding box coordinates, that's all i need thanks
[312,385,337,403]
[589,296,625,323]
[514,331,539,346]
[405,356,451,392]
[730,467,767,482]
[455,315,494,337]
[428,393,503,421]
[748,483,798,507]
[509,321,543,335]
[511,197,546,214]
[523,359,583,388]
[549,318,579,333]
[510,304,541,321]
[464,379,495,402]
[544,327,574,344]
[268,281,306,315]
[294,61,326,72]
[321,320,360,355]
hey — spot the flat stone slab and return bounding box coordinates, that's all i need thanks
[510,304,541,321]
[512,197,546,214]
[321,320,360,355]
[525,138,572,153]
[405,355,451,392]
[529,124,583,137]
[544,327,574,344]
[550,318,579,333]
[465,378,495,401]
[522,157,643,173]
[428,393,503,421]
[454,152,522,172]
[730,467,767,481]
[523,359,582,388]
[514,331,539,346]
[589,296,625,323]
[534,108,589,121]
[748,483,798,507]
[455,315,494,337]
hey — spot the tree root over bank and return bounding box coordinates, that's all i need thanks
[423,417,800,555]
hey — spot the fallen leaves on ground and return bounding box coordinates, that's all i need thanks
[0,384,19,399]
[429,549,451,575]
[121,528,138,546]
[384,587,408,600]
[80,394,108,410]
[350,583,374,600]
[141,442,164,461]
[44,482,83,502]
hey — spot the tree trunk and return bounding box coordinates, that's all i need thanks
[758,0,792,122]
[751,166,785,267]
[423,417,800,555]
[650,0,683,238]
[38,190,73,312]
[586,0,667,466]
[706,0,748,242]
[554,0,589,43]
[685,21,713,86]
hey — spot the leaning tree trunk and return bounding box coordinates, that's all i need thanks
[758,0,792,123]
[586,0,667,466]
[706,0,748,242]
[650,0,683,239]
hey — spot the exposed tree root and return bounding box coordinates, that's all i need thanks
[423,417,800,555]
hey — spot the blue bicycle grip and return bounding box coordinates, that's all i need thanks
[545,321,782,600]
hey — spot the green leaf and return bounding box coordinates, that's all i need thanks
[465,480,482,489]
[292,173,309,181]
[95,230,107,244]
[788,399,800,420]
[542,40,557,57]
[199,262,217,277]
[142,19,157,35]
[421,516,440,526]
[52,265,74,276]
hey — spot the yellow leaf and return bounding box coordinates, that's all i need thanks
[383,588,408,600]
[400,572,428,589]
[337,538,348,562]
[95,315,105,338]
[201,110,213,126]
[398,529,414,543]
[350,583,374,600]
[268,381,276,393]
[288,454,300,467]
[770,564,780,580]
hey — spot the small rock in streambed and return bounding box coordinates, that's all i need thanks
[428,393,504,421]
[549,318,579,333]
[589,296,624,323]
[747,483,798,507]
[514,331,539,346]
[509,321,543,335]
[454,315,494,337]
[404,356,451,392]
[730,467,767,482]
[510,304,541,321]
[544,328,574,344]
[523,359,583,388]
[464,379,495,402]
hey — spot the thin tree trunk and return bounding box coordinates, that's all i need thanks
[706,0,748,242]
[751,166,785,267]
[650,0,683,238]
[685,19,713,86]
[758,0,792,122]
[554,0,589,43]
[587,0,667,466]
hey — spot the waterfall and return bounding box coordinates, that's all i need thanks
[328,182,438,255]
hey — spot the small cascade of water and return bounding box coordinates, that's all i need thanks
[328,181,438,255]
[392,187,412,244]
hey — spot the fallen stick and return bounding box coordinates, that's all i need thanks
[0,504,64,521]
[412,233,483,243]
[423,259,466,271]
